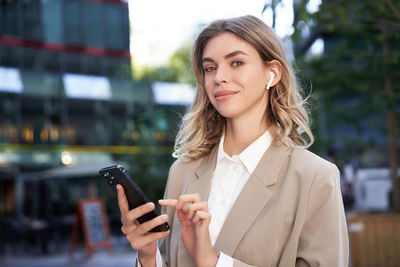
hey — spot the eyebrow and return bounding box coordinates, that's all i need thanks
[202,50,249,64]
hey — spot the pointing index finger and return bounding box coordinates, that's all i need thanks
[159,199,178,207]
[177,194,200,209]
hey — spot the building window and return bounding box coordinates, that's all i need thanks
[64,53,82,74]
[43,50,61,73]
[83,1,104,48]
[22,0,42,41]
[22,47,43,71]
[84,55,103,76]
[0,45,20,68]
[64,0,82,46]
[0,0,19,37]
[105,4,123,50]
[121,5,130,49]
[42,0,63,44]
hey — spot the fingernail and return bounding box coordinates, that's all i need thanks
[147,202,154,209]
[160,214,168,220]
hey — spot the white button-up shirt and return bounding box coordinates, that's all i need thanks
[148,131,272,267]
[210,131,272,266]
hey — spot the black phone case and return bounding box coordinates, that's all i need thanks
[99,164,170,232]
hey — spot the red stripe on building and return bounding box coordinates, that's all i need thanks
[0,36,22,46]
[0,37,130,59]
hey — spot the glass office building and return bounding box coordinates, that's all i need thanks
[0,0,132,148]
[0,0,187,250]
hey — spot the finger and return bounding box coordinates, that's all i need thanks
[177,194,201,210]
[127,230,170,251]
[117,184,129,215]
[176,207,189,225]
[136,214,169,234]
[181,202,191,214]
[121,221,138,236]
[176,209,191,232]
[186,202,208,220]
[159,199,178,207]
[122,214,168,238]
[192,210,211,224]
[125,202,155,222]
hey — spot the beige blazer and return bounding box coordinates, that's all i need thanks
[158,143,349,267]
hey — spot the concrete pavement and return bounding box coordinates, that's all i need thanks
[1,237,138,267]
[1,249,138,267]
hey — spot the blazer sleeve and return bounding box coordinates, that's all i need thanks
[158,160,183,267]
[135,160,182,267]
[135,161,182,267]
[296,163,349,267]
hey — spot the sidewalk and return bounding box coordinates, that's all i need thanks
[1,237,138,267]
[1,249,137,267]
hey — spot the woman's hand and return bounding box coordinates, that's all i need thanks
[159,194,218,267]
[117,184,170,266]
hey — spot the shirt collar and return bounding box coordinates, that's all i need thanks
[217,130,272,174]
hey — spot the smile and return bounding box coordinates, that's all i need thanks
[214,90,239,101]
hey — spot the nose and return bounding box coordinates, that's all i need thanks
[214,65,230,84]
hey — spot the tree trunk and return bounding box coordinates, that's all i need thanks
[271,0,277,30]
[382,22,400,213]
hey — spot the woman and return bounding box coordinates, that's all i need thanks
[117,15,349,267]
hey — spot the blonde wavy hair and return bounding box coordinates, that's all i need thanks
[173,15,313,161]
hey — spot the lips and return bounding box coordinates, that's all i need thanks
[214,90,238,101]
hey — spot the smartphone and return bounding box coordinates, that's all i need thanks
[99,164,170,232]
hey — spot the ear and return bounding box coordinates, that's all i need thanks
[264,60,282,88]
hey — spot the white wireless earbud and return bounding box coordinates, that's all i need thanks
[266,72,275,90]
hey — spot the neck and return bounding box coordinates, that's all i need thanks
[223,116,268,156]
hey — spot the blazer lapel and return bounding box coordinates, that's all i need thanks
[186,146,218,201]
[213,143,291,256]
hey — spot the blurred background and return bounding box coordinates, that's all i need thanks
[0,0,399,266]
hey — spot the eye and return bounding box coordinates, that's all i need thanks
[232,61,244,67]
[203,66,217,72]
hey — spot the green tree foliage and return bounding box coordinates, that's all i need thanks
[134,41,195,84]
[289,0,400,211]
[263,0,283,30]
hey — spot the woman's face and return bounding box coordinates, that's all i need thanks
[202,32,271,121]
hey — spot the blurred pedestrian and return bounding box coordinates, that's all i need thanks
[117,15,349,267]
